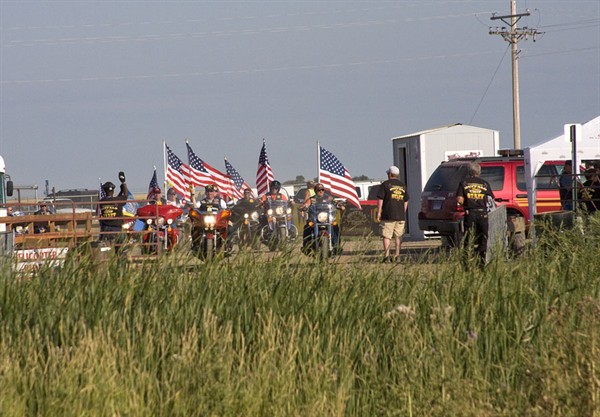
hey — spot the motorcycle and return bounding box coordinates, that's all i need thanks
[230,202,261,250]
[136,204,184,254]
[302,199,345,260]
[260,198,298,251]
[188,206,231,260]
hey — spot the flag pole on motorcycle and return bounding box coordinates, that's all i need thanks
[162,140,168,199]
[256,139,274,197]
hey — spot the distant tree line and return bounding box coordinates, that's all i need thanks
[283,174,372,185]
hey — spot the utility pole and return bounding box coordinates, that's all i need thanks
[489,1,541,149]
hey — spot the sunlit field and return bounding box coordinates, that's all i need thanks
[1,218,599,417]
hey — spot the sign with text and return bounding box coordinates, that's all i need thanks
[15,247,69,272]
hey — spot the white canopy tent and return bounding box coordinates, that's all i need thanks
[524,116,600,239]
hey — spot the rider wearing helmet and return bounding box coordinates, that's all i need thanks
[260,180,288,204]
[99,171,129,242]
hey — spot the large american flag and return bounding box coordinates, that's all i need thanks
[319,146,361,209]
[256,140,274,197]
[165,144,190,198]
[225,158,252,199]
[185,142,232,198]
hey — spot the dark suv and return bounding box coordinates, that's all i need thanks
[418,152,561,245]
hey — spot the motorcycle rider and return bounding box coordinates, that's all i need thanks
[191,184,227,210]
[99,171,129,244]
[232,188,259,219]
[259,180,290,229]
[260,180,288,204]
[230,188,260,244]
[166,187,185,208]
[301,182,344,254]
[190,184,229,253]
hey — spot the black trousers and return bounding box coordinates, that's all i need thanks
[463,211,489,262]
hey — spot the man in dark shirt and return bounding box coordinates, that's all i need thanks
[99,171,129,243]
[456,162,495,265]
[376,166,409,262]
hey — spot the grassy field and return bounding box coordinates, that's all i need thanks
[1,219,599,417]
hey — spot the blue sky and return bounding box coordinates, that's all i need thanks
[1,0,598,194]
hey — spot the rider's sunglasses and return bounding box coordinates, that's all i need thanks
[316,188,325,192]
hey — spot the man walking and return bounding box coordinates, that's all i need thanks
[376,166,409,262]
[456,162,495,265]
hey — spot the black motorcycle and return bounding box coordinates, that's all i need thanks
[260,199,298,251]
[229,200,261,250]
[302,199,345,260]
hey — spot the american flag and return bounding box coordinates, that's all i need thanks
[146,168,161,200]
[165,144,190,198]
[256,140,274,196]
[185,142,232,198]
[225,158,252,199]
[319,145,361,209]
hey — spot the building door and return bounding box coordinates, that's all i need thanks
[396,145,409,234]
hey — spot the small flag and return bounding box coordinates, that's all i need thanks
[146,168,161,200]
[225,158,252,199]
[319,146,361,209]
[165,144,190,197]
[256,139,274,197]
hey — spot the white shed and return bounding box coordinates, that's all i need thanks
[391,123,499,241]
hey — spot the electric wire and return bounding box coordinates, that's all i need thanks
[469,44,510,126]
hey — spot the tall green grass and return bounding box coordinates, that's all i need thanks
[1,220,599,416]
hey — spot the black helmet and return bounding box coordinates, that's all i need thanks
[205,184,218,192]
[269,180,281,192]
[102,181,115,192]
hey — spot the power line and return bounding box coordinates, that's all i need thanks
[470,44,510,125]
[0,50,498,85]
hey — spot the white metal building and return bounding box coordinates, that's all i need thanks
[391,123,499,241]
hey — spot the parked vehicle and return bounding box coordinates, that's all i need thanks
[418,150,561,247]
[302,199,345,260]
[42,197,95,214]
[188,206,231,260]
[260,199,297,251]
[136,204,183,254]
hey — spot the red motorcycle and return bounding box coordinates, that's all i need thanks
[136,204,183,254]
[188,206,231,260]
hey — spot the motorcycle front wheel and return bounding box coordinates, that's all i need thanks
[317,235,330,261]
[203,238,214,261]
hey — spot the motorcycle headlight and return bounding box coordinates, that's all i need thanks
[166,218,173,225]
[275,206,284,215]
[146,219,153,225]
[250,211,259,221]
[204,215,216,225]
[286,207,292,215]
[267,209,274,216]
[157,217,165,228]
[244,213,249,219]
[317,212,329,223]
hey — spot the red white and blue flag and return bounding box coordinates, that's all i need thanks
[185,142,232,198]
[319,145,361,209]
[147,168,161,200]
[256,140,274,197]
[225,158,252,199]
[165,144,190,198]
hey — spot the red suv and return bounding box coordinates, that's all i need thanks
[418,151,561,245]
